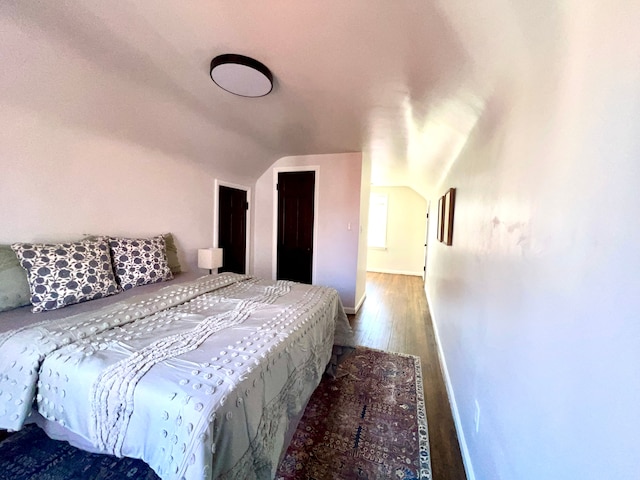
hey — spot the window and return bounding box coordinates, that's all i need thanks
[368,192,388,249]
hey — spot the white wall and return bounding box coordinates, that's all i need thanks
[367,186,427,276]
[253,153,363,310]
[426,2,640,479]
[355,154,371,311]
[0,9,239,271]
[0,105,216,271]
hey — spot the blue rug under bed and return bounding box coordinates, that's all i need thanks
[0,424,159,480]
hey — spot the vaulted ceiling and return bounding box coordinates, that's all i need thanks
[1,1,546,199]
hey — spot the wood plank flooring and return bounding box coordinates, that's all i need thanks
[349,272,467,480]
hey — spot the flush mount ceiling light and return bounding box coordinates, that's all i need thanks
[210,54,273,97]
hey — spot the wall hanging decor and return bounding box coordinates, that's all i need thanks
[437,196,444,242]
[437,187,456,245]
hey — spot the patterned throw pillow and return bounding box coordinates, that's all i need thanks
[11,238,120,312]
[109,236,173,290]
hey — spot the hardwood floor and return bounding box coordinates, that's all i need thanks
[349,272,467,480]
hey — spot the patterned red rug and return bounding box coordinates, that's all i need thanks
[276,346,431,480]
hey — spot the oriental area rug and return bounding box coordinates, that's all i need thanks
[0,347,431,480]
[276,346,431,480]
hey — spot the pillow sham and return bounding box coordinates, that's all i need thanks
[11,238,120,312]
[84,233,181,274]
[163,233,181,274]
[0,245,31,312]
[109,235,173,290]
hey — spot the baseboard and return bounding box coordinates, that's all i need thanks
[344,293,366,315]
[424,286,477,480]
[366,268,423,277]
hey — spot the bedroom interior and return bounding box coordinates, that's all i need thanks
[1,1,640,480]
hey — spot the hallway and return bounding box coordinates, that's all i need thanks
[349,272,467,480]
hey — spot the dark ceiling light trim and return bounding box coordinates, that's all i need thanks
[209,54,273,97]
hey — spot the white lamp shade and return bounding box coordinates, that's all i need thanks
[198,248,223,270]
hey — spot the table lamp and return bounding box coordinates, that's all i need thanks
[198,248,223,274]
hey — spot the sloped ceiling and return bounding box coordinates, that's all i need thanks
[0,1,510,198]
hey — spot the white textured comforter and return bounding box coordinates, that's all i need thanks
[0,273,354,479]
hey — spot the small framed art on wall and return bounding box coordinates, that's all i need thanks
[437,187,456,246]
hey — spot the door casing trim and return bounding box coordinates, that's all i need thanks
[272,166,320,283]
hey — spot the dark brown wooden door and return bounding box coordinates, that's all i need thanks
[218,185,247,274]
[277,171,315,284]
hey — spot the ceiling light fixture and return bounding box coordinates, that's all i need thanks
[209,54,273,97]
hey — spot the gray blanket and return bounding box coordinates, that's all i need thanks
[0,273,355,480]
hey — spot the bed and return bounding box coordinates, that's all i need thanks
[0,243,354,480]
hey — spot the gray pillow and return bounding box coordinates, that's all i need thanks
[11,238,120,312]
[163,233,181,274]
[0,245,31,312]
[109,235,173,290]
